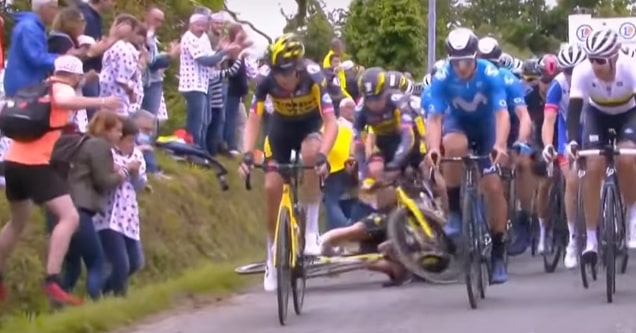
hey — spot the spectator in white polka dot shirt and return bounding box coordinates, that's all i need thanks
[178,12,240,150]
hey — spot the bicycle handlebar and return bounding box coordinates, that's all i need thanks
[244,163,319,190]
[576,147,636,157]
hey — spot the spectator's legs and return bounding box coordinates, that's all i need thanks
[75,210,105,300]
[99,229,130,296]
[182,91,208,149]
[82,81,100,120]
[0,200,32,300]
[140,82,163,115]
[223,94,241,152]
[235,102,247,153]
[323,170,350,230]
[206,107,224,156]
[143,150,160,174]
[124,237,143,276]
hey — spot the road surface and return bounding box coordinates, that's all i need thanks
[128,254,636,333]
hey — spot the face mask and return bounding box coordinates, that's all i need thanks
[136,132,151,145]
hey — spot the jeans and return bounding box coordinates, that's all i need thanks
[82,81,100,120]
[143,150,159,173]
[223,95,242,151]
[205,107,224,155]
[182,91,208,149]
[323,170,356,230]
[99,229,144,296]
[47,208,105,300]
[141,82,163,115]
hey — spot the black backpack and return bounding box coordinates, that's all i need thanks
[0,81,65,142]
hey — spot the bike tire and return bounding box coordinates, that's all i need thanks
[462,191,479,309]
[576,177,589,289]
[275,209,292,325]
[292,206,306,316]
[543,179,566,273]
[234,261,267,275]
[386,207,456,284]
[475,198,488,299]
[601,186,617,303]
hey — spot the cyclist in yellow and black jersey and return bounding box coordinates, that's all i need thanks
[238,33,339,292]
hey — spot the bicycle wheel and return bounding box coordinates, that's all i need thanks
[474,197,489,299]
[462,191,480,309]
[543,179,566,273]
[576,178,590,289]
[275,209,292,325]
[601,186,617,303]
[292,208,306,316]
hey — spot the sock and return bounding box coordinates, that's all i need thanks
[447,187,461,214]
[491,232,505,259]
[266,236,273,262]
[567,221,575,241]
[305,202,320,235]
[586,229,597,250]
[538,218,546,240]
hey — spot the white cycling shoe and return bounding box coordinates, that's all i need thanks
[304,233,322,256]
[263,259,277,292]
[564,240,578,269]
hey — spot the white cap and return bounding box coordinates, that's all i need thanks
[77,35,96,46]
[189,13,208,24]
[54,55,83,75]
[32,0,57,11]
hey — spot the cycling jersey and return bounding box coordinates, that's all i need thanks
[569,54,636,149]
[420,86,432,117]
[428,59,507,171]
[353,91,426,172]
[326,118,354,173]
[524,82,546,146]
[500,67,526,145]
[342,68,361,102]
[545,73,572,155]
[252,59,335,164]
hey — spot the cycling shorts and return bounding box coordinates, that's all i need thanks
[359,212,388,254]
[263,113,322,164]
[442,116,496,175]
[581,105,636,149]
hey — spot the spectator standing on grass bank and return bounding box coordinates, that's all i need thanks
[77,0,116,119]
[322,38,345,69]
[178,12,240,150]
[94,117,146,296]
[4,0,61,97]
[0,55,121,305]
[60,111,128,300]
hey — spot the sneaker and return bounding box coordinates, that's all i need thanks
[537,231,546,255]
[263,260,277,292]
[628,215,636,249]
[304,233,321,256]
[490,258,508,284]
[229,150,241,157]
[564,240,578,269]
[44,281,83,306]
[443,212,462,237]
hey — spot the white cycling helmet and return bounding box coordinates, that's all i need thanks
[511,58,524,75]
[630,49,636,58]
[499,52,514,68]
[557,44,587,68]
[584,28,620,57]
[422,73,432,88]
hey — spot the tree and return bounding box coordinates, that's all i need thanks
[342,0,427,76]
[280,0,336,62]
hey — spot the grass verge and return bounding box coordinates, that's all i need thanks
[0,262,255,333]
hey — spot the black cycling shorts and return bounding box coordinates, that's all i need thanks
[582,105,636,149]
[264,113,322,164]
[372,134,424,169]
[4,162,69,205]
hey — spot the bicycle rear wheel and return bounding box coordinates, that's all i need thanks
[275,209,292,325]
[601,186,617,303]
[463,191,480,309]
[543,179,566,273]
[576,178,590,289]
[292,209,306,316]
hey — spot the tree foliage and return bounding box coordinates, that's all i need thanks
[342,0,426,76]
[282,0,335,62]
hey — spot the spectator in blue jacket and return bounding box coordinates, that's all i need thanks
[4,0,61,97]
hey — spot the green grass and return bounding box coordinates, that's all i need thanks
[0,152,266,331]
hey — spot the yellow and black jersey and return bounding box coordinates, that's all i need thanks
[249,59,334,119]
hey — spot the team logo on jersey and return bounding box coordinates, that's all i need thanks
[451,93,488,112]
[619,22,636,40]
[485,65,498,76]
[322,93,332,104]
[576,25,593,41]
[306,64,321,74]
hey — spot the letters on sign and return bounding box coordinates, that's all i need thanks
[451,93,488,112]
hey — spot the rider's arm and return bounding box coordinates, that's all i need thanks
[314,82,338,156]
[243,80,268,153]
[489,72,510,149]
[425,76,447,150]
[391,111,417,167]
[353,107,368,176]
[542,80,562,147]
[566,69,585,144]
[508,79,532,143]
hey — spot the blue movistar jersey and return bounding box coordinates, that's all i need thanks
[427,59,508,121]
[420,86,432,117]
[500,67,526,123]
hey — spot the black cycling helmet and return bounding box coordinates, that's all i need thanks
[445,28,479,58]
[522,57,542,78]
[358,67,388,99]
[386,70,408,92]
[478,36,502,63]
[266,33,305,69]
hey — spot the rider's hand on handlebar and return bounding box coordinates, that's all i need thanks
[238,152,254,180]
[491,145,508,165]
[512,141,533,155]
[315,153,330,177]
[565,141,579,159]
[542,144,555,162]
[424,148,441,169]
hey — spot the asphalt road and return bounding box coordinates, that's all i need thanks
[128,254,636,333]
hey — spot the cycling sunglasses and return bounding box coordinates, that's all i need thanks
[589,57,609,65]
[448,55,476,67]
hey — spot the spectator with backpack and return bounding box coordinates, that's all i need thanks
[0,55,120,305]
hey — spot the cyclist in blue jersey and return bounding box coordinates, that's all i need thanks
[420,73,432,117]
[478,37,534,256]
[425,28,510,284]
[541,44,587,269]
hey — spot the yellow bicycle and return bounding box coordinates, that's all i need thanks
[362,170,452,283]
[245,159,314,326]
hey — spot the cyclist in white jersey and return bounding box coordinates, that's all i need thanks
[541,43,587,269]
[566,28,636,266]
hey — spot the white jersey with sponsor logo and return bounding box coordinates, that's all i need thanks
[570,54,636,115]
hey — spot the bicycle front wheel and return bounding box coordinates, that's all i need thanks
[275,209,292,325]
[462,191,480,309]
[601,185,618,303]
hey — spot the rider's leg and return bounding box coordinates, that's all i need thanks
[534,160,551,254]
[440,131,468,236]
[561,158,579,268]
[617,139,636,248]
[300,133,323,256]
[507,153,535,255]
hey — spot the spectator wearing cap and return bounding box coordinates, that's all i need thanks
[179,12,239,150]
[77,0,117,119]
[4,0,60,97]
[0,55,121,305]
